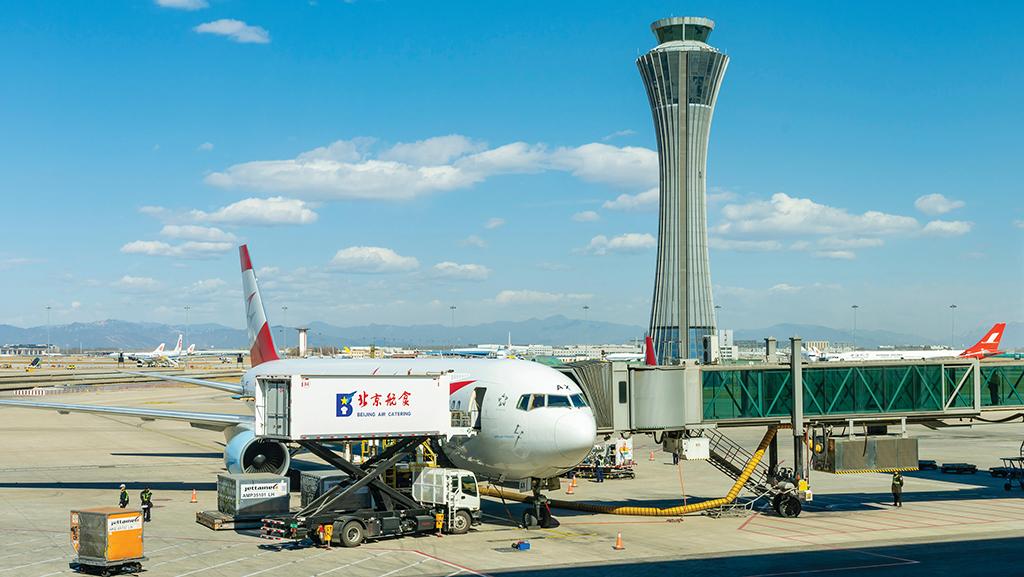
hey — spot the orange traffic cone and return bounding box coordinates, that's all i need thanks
[613,531,625,550]
[649,450,655,461]
[571,476,578,488]
[190,489,198,503]
[566,482,575,495]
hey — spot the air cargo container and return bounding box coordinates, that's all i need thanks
[217,473,291,517]
[254,373,472,441]
[70,507,145,574]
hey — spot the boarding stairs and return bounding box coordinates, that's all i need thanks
[697,429,773,495]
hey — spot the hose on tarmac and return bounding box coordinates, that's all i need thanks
[481,424,790,517]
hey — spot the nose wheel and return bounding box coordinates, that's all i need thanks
[522,483,555,528]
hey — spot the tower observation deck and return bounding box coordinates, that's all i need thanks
[638,17,728,364]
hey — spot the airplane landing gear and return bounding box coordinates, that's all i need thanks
[522,480,555,528]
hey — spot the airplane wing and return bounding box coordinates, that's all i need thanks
[124,372,245,395]
[0,399,251,430]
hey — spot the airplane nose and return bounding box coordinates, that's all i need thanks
[555,410,597,463]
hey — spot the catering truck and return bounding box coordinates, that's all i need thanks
[256,372,479,547]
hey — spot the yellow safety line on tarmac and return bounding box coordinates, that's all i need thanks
[833,467,919,474]
[480,425,791,517]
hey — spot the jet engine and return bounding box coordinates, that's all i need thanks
[224,427,290,475]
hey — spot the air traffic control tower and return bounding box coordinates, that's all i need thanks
[638,17,728,364]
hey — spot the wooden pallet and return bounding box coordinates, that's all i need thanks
[196,510,265,531]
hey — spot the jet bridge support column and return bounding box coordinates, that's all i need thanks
[790,337,804,482]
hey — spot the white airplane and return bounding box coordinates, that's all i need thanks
[111,335,184,366]
[0,245,597,518]
[820,323,1006,362]
[186,346,246,358]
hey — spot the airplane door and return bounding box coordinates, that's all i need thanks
[469,387,486,430]
[261,378,290,438]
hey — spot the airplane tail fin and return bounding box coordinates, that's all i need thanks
[155,343,165,354]
[961,323,1006,359]
[172,334,182,355]
[240,244,280,367]
[186,344,195,355]
[644,335,657,366]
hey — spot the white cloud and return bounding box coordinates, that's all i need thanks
[205,136,657,201]
[187,278,227,294]
[716,193,919,237]
[191,197,318,225]
[70,301,81,310]
[379,135,485,165]
[432,262,490,281]
[813,250,856,260]
[708,187,739,203]
[120,240,233,258]
[548,144,657,189]
[194,19,270,44]
[571,210,600,222]
[139,206,166,216]
[459,235,487,248]
[112,275,160,291]
[709,238,783,252]
[603,187,658,211]
[160,224,237,242]
[1015,219,1024,229]
[768,282,842,293]
[585,233,656,255]
[816,237,884,249]
[156,0,208,9]
[197,142,214,152]
[495,290,592,305]
[602,129,636,141]
[921,220,973,237]
[484,217,505,230]
[330,246,419,273]
[914,193,965,216]
[768,283,802,294]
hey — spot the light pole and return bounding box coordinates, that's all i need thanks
[714,304,722,328]
[281,305,288,357]
[45,305,52,355]
[851,305,859,349]
[449,305,457,347]
[949,304,957,349]
[184,305,191,354]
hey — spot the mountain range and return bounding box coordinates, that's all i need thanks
[0,318,1019,351]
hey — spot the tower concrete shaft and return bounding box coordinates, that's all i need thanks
[638,17,728,364]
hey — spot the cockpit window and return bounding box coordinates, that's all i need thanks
[529,394,546,410]
[547,395,571,408]
[570,393,589,408]
[516,394,530,411]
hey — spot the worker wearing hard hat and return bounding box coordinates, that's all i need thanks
[118,484,129,508]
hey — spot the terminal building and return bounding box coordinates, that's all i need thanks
[638,17,728,364]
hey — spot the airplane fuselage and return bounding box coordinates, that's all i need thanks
[240,357,597,481]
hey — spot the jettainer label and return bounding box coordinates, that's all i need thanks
[108,515,143,532]
[240,482,288,500]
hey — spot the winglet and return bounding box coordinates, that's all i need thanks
[644,335,657,366]
[240,245,280,367]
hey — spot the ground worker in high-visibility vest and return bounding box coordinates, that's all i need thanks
[140,487,153,522]
[118,484,129,508]
[891,471,904,507]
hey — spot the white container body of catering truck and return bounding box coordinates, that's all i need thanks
[254,373,467,441]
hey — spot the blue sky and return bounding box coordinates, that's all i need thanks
[1,0,1021,341]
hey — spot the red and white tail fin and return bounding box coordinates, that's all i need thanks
[186,344,195,355]
[960,323,1006,359]
[240,244,280,367]
[171,334,183,355]
[644,335,657,366]
[154,343,165,354]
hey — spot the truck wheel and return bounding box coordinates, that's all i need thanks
[522,510,538,528]
[339,521,365,547]
[538,506,553,528]
[449,510,472,535]
[779,495,802,518]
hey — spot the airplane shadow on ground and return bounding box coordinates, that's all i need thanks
[0,481,217,491]
[484,535,1024,577]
